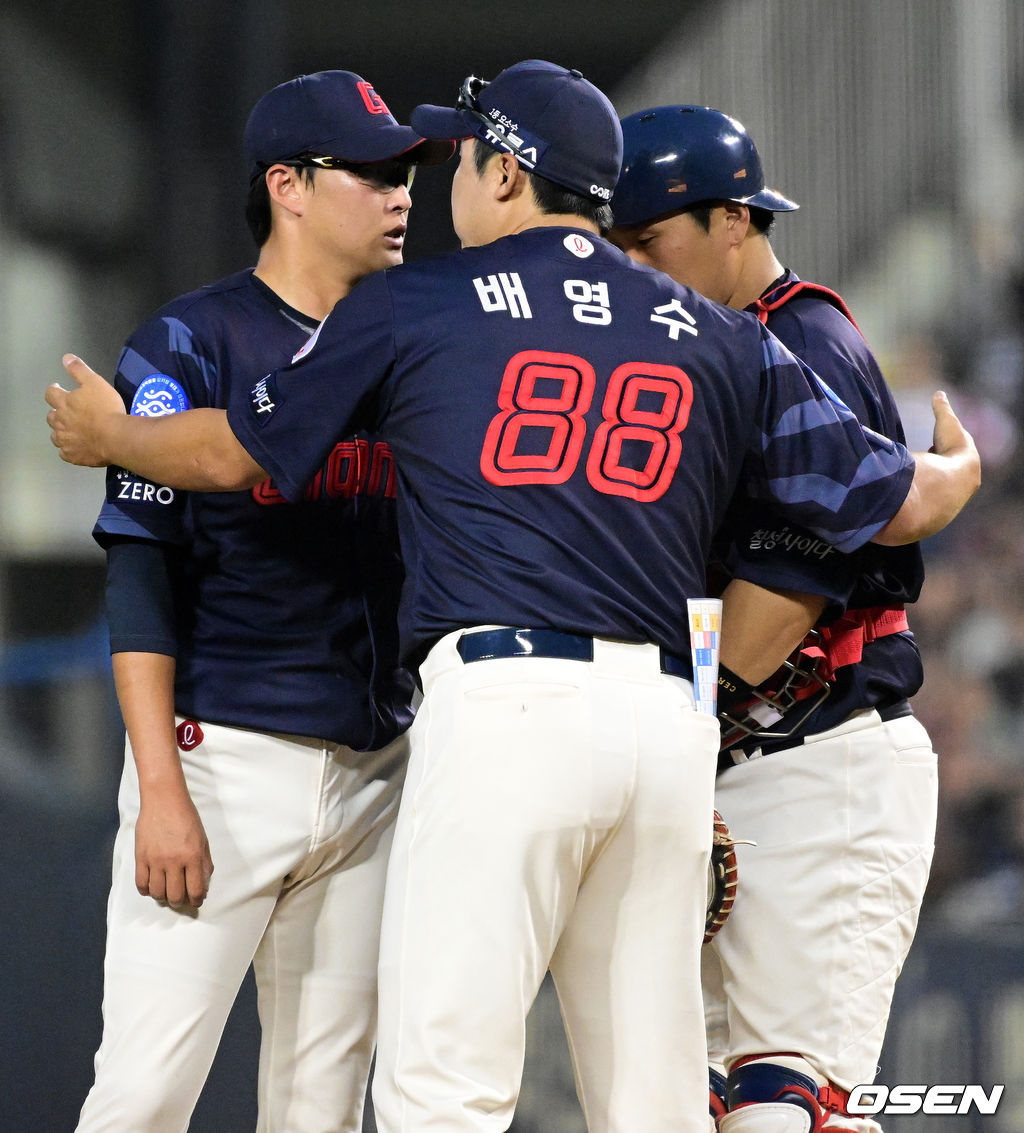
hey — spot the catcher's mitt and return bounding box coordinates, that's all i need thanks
[705,809,745,944]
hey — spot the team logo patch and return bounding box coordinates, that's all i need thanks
[250,372,279,424]
[563,233,595,258]
[130,374,190,417]
[176,719,204,751]
[357,81,390,115]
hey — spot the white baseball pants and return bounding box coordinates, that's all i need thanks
[703,708,937,1093]
[76,721,408,1133]
[372,629,720,1133]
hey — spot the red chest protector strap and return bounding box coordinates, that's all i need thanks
[800,605,910,683]
[751,280,862,335]
[752,280,898,686]
[749,281,908,688]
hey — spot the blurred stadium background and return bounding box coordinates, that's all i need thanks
[2,0,1023,1129]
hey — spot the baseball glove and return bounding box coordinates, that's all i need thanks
[705,809,742,944]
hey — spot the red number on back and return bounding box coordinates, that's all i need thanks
[587,364,692,501]
[480,350,692,499]
[481,351,595,485]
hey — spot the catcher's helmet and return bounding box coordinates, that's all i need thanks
[613,105,799,227]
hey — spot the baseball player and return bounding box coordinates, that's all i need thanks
[611,105,944,1133]
[73,71,450,1133]
[45,62,979,1133]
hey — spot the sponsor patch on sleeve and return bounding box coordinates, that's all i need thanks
[130,374,190,417]
[249,372,279,424]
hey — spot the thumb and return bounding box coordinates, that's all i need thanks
[931,390,961,435]
[62,354,104,388]
[929,389,970,456]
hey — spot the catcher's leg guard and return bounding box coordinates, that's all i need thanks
[719,1061,820,1132]
[709,1065,727,1120]
[720,1105,814,1133]
[720,1058,864,1133]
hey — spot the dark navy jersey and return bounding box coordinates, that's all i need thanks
[228,229,915,670]
[94,268,414,750]
[723,270,926,745]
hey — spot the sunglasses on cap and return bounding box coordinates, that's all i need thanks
[276,153,416,193]
[456,75,537,167]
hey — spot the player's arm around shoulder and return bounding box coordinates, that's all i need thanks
[46,355,266,490]
[873,390,980,545]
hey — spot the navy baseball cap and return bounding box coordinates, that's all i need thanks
[410,60,622,204]
[244,70,454,181]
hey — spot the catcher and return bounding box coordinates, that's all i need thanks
[615,106,944,1133]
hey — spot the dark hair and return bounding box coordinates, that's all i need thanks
[245,164,318,246]
[685,203,716,233]
[472,139,614,233]
[677,201,775,237]
[748,205,775,235]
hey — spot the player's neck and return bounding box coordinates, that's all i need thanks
[481,201,600,244]
[728,238,785,312]
[514,212,600,236]
[253,243,355,321]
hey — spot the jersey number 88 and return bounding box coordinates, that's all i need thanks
[480,349,693,501]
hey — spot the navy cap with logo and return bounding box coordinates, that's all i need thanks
[410,59,622,204]
[244,70,454,182]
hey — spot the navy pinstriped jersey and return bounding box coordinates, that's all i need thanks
[228,229,916,669]
[93,269,414,749]
[722,270,926,744]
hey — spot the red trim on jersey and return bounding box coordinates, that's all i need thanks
[752,279,862,335]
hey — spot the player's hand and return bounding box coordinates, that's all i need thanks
[45,354,125,467]
[135,788,214,910]
[876,389,981,545]
[929,389,981,496]
[930,390,978,461]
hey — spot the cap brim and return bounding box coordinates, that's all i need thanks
[401,136,457,165]
[744,187,799,212]
[410,104,477,142]
[316,124,454,165]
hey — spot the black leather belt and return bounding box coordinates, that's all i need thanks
[456,628,693,681]
[878,698,914,723]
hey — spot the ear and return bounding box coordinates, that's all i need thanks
[491,152,527,202]
[264,164,308,218]
[721,203,751,246]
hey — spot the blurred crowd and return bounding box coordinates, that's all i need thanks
[886,271,1024,928]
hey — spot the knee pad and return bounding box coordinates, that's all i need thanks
[709,1066,727,1119]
